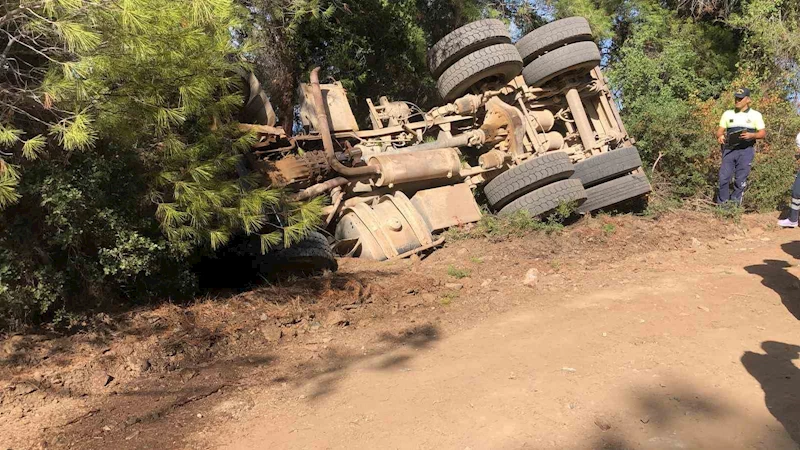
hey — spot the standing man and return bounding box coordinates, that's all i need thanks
[716,88,766,205]
[776,132,800,228]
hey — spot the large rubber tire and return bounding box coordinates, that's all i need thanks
[571,146,643,187]
[484,152,574,210]
[499,179,587,218]
[428,19,511,78]
[521,41,600,87]
[577,173,652,214]
[437,43,523,101]
[516,17,593,65]
[261,231,338,274]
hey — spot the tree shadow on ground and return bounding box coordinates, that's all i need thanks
[40,353,278,450]
[741,340,800,448]
[275,323,440,401]
[46,323,439,450]
[744,259,800,320]
[0,268,399,371]
[1,267,413,447]
[581,376,800,450]
[585,381,730,450]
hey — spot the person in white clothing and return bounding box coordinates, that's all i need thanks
[776,132,800,227]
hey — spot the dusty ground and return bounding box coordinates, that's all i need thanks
[1,210,799,450]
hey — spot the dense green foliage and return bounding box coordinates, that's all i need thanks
[242,0,505,126]
[0,0,320,329]
[562,0,800,208]
[2,0,799,329]
[244,0,800,209]
[608,9,738,196]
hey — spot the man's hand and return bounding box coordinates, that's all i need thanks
[715,126,727,145]
[741,129,766,140]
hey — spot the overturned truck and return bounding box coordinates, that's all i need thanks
[242,17,651,265]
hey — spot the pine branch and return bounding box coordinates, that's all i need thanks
[0,6,31,28]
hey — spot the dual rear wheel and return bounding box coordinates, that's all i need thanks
[429,17,602,100]
[429,18,650,217]
[483,147,651,218]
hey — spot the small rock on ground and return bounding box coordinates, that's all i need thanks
[325,311,349,328]
[139,360,152,373]
[594,418,612,431]
[2,335,24,356]
[522,268,539,288]
[94,373,114,388]
[179,368,198,383]
[261,326,282,342]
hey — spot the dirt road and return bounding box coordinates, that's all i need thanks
[2,212,799,450]
[197,223,800,450]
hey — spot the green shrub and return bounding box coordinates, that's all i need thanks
[0,0,319,330]
[608,3,800,211]
[444,207,572,242]
[713,203,745,222]
[0,150,197,329]
[447,265,471,279]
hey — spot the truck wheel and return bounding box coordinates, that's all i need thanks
[516,17,593,65]
[521,41,600,87]
[577,173,651,214]
[571,146,643,187]
[259,231,338,275]
[484,152,574,210]
[500,179,587,218]
[428,19,511,78]
[437,43,522,101]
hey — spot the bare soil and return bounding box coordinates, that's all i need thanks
[2,210,799,450]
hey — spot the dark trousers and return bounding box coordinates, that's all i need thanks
[792,170,800,198]
[789,170,800,221]
[717,146,755,204]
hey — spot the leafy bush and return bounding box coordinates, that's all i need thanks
[0,0,319,330]
[740,95,800,211]
[0,149,195,329]
[606,1,800,210]
[2,0,799,330]
[445,204,576,242]
[447,265,471,279]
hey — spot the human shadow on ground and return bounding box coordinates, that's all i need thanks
[744,259,800,320]
[782,241,800,260]
[741,341,800,448]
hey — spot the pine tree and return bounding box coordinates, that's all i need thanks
[0,0,322,328]
[1,0,320,252]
